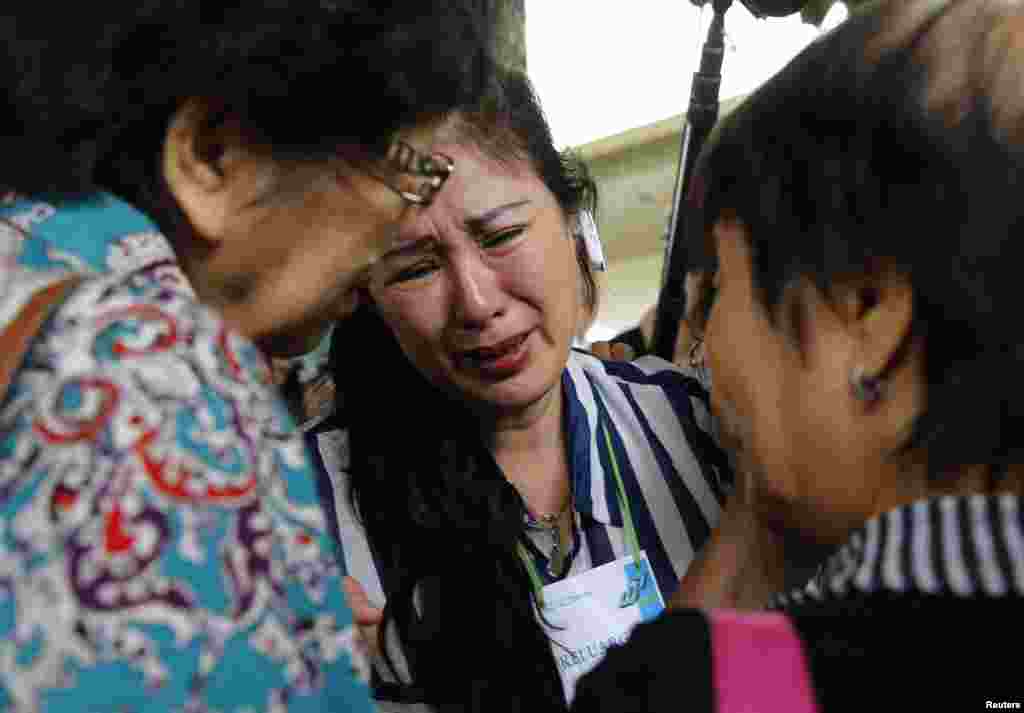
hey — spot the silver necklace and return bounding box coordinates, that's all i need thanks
[524,497,573,577]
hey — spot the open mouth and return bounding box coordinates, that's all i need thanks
[456,332,530,371]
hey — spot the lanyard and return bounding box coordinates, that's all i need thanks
[518,413,642,608]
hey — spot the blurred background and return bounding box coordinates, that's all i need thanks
[477,0,855,341]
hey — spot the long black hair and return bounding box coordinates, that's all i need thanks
[330,70,595,711]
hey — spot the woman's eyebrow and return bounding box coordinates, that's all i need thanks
[378,235,439,262]
[464,200,531,231]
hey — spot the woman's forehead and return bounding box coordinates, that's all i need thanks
[383,150,536,250]
[424,142,545,213]
[435,140,533,180]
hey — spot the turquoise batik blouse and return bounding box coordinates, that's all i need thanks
[0,192,375,713]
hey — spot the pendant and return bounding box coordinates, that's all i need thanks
[529,512,570,578]
[547,528,564,578]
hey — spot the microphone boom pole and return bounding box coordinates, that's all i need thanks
[652,0,731,361]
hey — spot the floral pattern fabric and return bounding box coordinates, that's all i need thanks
[0,193,373,712]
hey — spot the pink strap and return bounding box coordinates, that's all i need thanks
[709,610,820,713]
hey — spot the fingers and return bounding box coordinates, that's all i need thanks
[343,576,383,625]
[610,342,635,361]
[590,341,635,361]
[343,577,383,663]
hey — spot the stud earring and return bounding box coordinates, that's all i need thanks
[850,366,884,404]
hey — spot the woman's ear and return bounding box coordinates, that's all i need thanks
[838,270,915,379]
[162,98,231,243]
[162,98,278,245]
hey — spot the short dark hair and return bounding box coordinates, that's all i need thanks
[698,0,1024,482]
[0,1,493,204]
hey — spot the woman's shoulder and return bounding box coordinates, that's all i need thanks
[569,348,698,385]
[0,266,374,711]
[576,596,1023,712]
[784,593,1023,708]
[567,348,710,421]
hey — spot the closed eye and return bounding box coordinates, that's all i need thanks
[389,258,441,285]
[479,226,527,251]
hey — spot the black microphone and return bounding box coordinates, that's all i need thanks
[653,0,810,361]
[691,0,808,17]
[738,0,808,16]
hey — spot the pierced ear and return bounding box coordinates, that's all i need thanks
[843,271,915,379]
[162,98,239,244]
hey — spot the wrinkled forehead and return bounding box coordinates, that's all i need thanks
[428,128,535,179]
[395,140,547,234]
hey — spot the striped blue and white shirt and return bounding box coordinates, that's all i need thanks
[305,349,728,706]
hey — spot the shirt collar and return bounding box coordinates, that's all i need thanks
[773,494,1024,607]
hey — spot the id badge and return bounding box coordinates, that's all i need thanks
[541,552,664,703]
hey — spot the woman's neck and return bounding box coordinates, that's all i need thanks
[485,385,570,520]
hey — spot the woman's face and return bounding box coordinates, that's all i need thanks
[168,114,447,358]
[216,165,415,357]
[365,142,582,416]
[704,220,897,544]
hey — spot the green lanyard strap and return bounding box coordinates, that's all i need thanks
[519,412,643,609]
[518,542,550,608]
[601,417,643,569]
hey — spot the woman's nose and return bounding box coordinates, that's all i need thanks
[449,251,505,328]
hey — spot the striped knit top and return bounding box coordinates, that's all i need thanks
[773,494,1024,607]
